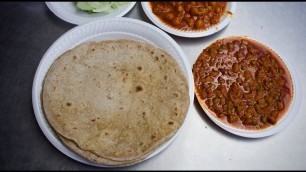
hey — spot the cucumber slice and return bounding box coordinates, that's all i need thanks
[76,2,94,11]
[75,2,130,14]
[92,2,112,13]
[87,2,103,9]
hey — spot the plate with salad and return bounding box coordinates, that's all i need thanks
[46,2,136,25]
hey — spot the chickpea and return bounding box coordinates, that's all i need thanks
[180,21,187,28]
[198,7,209,15]
[246,53,254,60]
[241,62,247,70]
[232,63,240,73]
[243,85,250,92]
[215,7,221,13]
[227,42,234,51]
[162,6,171,13]
[172,17,182,26]
[184,4,191,12]
[228,115,238,123]
[165,13,174,22]
[237,52,244,59]
[204,15,210,21]
[268,116,277,124]
[184,12,191,18]
[212,97,221,105]
[184,17,195,27]
[261,115,267,123]
[218,77,225,84]
[266,96,274,105]
[195,18,204,29]
[207,6,213,12]
[236,78,242,84]
[209,2,217,7]
[251,119,258,126]
[176,4,184,12]
[210,17,218,24]
[190,7,198,16]
[153,7,161,14]
[242,118,252,125]
[197,7,203,12]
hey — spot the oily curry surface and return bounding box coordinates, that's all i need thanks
[150,2,227,31]
[193,37,293,130]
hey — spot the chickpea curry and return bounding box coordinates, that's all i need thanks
[193,37,293,130]
[150,2,227,31]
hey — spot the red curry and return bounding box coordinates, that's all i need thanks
[193,37,293,130]
[150,2,227,31]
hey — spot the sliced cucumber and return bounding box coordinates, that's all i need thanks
[75,2,130,14]
[76,2,94,11]
[92,2,112,12]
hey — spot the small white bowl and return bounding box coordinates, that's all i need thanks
[141,2,237,38]
[46,2,137,25]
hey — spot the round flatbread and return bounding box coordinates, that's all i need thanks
[42,39,189,165]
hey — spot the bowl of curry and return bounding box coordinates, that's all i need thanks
[193,36,298,138]
[141,2,236,38]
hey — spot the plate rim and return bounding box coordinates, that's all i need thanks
[32,17,194,167]
[45,2,137,25]
[194,36,302,138]
[141,2,237,38]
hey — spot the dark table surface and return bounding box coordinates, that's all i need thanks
[1,2,173,170]
[1,2,306,170]
[0,2,99,170]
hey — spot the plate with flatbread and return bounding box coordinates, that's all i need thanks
[32,18,194,167]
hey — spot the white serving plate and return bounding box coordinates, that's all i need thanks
[46,2,136,25]
[141,2,236,38]
[196,36,302,138]
[32,17,194,167]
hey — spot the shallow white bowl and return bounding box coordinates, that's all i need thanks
[141,2,237,38]
[46,2,136,25]
[195,36,302,138]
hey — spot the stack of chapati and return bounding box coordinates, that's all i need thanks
[42,39,190,166]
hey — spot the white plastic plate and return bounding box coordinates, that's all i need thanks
[46,2,136,25]
[141,2,236,38]
[32,17,194,167]
[197,36,302,138]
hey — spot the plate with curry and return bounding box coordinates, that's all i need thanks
[142,2,236,38]
[192,36,301,138]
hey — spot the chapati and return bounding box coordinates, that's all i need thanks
[42,39,189,165]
